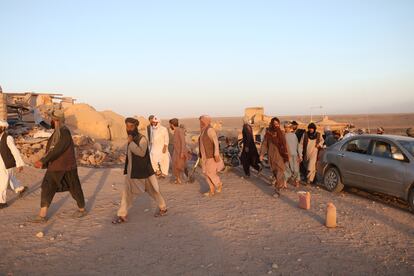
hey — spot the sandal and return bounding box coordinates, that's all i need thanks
[273,189,281,198]
[216,183,223,193]
[154,208,168,217]
[18,186,28,198]
[112,216,127,224]
[73,210,87,218]
[29,215,48,224]
[203,191,215,197]
[257,165,263,175]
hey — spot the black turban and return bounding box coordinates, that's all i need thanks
[125,117,140,126]
[308,123,317,130]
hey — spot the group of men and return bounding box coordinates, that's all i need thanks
[2,109,400,222]
[241,119,392,197]
[113,114,224,223]
[240,118,328,197]
[0,111,224,224]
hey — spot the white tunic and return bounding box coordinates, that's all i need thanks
[0,133,25,203]
[149,125,170,175]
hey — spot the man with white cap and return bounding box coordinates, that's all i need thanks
[0,120,28,209]
[377,127,385,135]
[149,116,170,177]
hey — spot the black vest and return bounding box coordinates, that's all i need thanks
[0,133,17,169]
[124,134,155,179]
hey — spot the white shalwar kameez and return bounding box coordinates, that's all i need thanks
[149,124,170,176]
[0,133,25,204]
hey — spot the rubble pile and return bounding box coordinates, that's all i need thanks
[12,126,126,168]
[74,135,126,167]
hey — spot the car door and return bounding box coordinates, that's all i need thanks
[337,138,371,187]
[363,139,408,198]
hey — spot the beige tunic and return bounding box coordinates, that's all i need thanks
[300,135,324,182]
[117,137,166,217]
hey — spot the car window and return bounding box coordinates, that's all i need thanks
[398,140,414,157]
[371,140,403,160]
[344,138,370,154]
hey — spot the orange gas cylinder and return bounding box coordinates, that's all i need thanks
[298,192,311,210]
[326,203,337,228]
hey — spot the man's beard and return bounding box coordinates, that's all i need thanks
[127,128,139,137]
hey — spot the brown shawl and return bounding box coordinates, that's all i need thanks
[265,127,289,163]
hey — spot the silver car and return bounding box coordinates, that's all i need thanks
[318,134,414,212]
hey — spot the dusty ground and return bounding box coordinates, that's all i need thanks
[0,166,413,276]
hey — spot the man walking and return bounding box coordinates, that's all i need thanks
[284,122,301,187]
[149,116,170,177]
[199,115,224,197]
[112,118,167,224]
[32,110,86,222]
[169,118,189,184]
[300,123,324,185]
[0,120,28,209]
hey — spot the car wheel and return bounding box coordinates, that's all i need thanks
[324,167,344,193]
[409,187,414,213]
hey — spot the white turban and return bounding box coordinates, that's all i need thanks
[0,120,9,128]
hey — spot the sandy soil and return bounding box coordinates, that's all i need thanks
[0,165,413,275]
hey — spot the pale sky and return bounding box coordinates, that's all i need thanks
[1,0,413,118]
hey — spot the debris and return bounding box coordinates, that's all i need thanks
[33,129,53,139]
[73,135,92,147]
[11,124,126,168]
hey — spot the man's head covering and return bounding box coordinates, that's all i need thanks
[0,120,9,128]
[199,115,212,129]
[357,128,366,135]
[308,123,317,130]
[47,110,66,154]
[50,110,65,123]
[291,120,299,126]
[125,117,140,126]
[169,118,179,127]
[406,127,414,138]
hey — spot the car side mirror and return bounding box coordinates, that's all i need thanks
[392,152,405,161]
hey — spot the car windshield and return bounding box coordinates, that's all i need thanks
[398,140,414,157]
